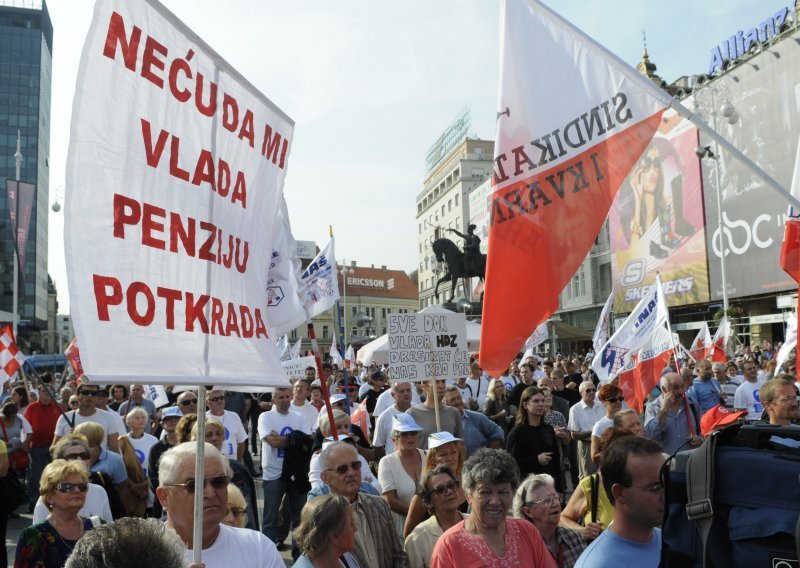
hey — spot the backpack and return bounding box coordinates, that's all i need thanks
[661,423,800,567]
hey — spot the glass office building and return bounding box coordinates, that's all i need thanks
[0,1,52,333]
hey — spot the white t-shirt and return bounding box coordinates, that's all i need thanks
[54,409,123,449]
[734,380,766,420]
[258,408,306,481]
[33,483,113,523]
[372,405,405,453]
[446,378,488,409]
[290,401,319,435]
[372,387,421,419]
[206,410,248,460]
[183,523,283,568]
[127,432,159,507]
[591,415,613,439]
[308,451,381,493]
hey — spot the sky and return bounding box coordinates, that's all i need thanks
[44,0,784,313]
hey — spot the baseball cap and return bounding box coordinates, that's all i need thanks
[162,406,183,419]
[700,404,746,436]
[329,394,347,405]
[428,431,462,450]
[391,413,424,433]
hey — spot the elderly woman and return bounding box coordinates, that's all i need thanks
[430,448,555,568]
[514,474,586,568]
[190,417,259,530]
[33,436,112,523]
[483,379,513,433]
[223,484,248,529]
[294,494,358,568]
[124,408,159,512]
[507,386,563,493]
[403,432,466,538]
[404,465,467,568]
[378,413,426,537]
[590,384,625,465]
[14,459,101,568]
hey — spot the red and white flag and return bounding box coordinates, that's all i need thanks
[617,324,672,414]
[479,0,672,376]
[344,344,356,370]
[780,137,800,283]
[707,317,730,363]
[0,325,26,385]
[689,322,711,361]
[63,337,84,377]
[350,398,371,437]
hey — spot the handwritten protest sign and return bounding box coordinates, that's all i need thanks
[65,0,293,387]
[388,313,469,381]
[281,356,317,381]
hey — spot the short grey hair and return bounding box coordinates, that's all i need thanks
[391,381,412,393]
[158,442,232,486]
[65,518,185,568]
[462,448,520,493]
[295,494,350,558]
[318,409,348,438]
[318,441,356,472]
[512,473,555,518]
[579,381,595,394]
[124,407,148,425]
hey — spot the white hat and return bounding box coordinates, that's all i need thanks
[428,431,462,450]
[329,394,347,405]
[391,413,423,433]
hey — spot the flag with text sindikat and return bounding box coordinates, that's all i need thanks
[479,0,672,377]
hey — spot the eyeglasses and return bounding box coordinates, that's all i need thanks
[207,396,225,403]
[641,155,661,170]
[77,389,98,397]
[606,396,625,403]
[179,399,198,406]
[166,475,230,493]
[584,389,596,393]
[324,461,361,476]
[773,395,800,404]
[55,482,89,493]
[530,494,560,507]
[63,452,90,461]
[428,480,459,497]
[626,481,664,493]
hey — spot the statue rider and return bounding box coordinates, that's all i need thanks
[448,224,482,277]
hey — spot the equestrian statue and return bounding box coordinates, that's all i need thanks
[432,224,487,303]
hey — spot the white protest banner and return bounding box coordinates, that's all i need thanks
[290,339,303,360]
[65,0,293,387]
[144,384,170,408]
[265,196,307,336]
[520,322,548,361]
[299,237,339,319]
[282,356,317,381]
[387,312,469,382]
[593,292,614,354]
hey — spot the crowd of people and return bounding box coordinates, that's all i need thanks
[0,343,797,567]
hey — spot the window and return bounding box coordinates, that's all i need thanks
[454,194,459,206]
[382,307,387,319]
[472,168,483,177]
[418,223,422,234]
[448,199,452,212]
[419,243,422,253]
[351,306,357,318]
[322,325,329,339]
[290,329,297,339]
[351,326,358,337]
[441,205,445,217]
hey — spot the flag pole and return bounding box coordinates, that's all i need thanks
[192,385,207,566]
[657,275,681,368]
[309,322,339,441]
[670,99,800,210]
[429,349,441,432]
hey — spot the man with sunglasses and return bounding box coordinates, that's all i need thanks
[319,441,407,567]
[643,373,702,455]
[568,381,606,479]
[156,442,282,567]
[574,437,665,567]
[53,383,122,453]
[176,391,199,415]
[206,389,248,461]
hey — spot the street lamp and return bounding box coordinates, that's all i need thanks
[339,261,354,344]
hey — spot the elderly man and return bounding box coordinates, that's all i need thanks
[712,362,739,411]
[118,384,158,434]
[319,441,407,567]
[760,377,800,447]
[568,381,605,479]
[575,437,665,567]
[644,373,702,455]
[53,383,121,452]
[156,442,282,567]
[686,359,721,417]
[206,389,248,461]
[176,391,199,415]
[734,360,765,420]
[407,379,463,450]
[372,381,415,458]
[443,386,503,457]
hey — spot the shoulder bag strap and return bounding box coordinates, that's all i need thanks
[0,418,8,442]
[686,432,717,568]
[590,474,599,523]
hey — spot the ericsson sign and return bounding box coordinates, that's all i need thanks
[708,6,791,75]
[347,277,396,290]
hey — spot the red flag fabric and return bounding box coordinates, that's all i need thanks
[350,398,371,437]
[479,0,672,377]
[689,323,711,361]
[64,337,84,377]
[707,318,730,363]
[0,325,26,384]
[780,137,800,283]
[617,325,672,413]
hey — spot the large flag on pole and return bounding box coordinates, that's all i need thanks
[617,324,672,413]
[64,337,84,377]
[689,322,711,362]
[329,328,344,369]
[290,339,303,360]
[706,317,730,363]
[592,276,669,383]
[592,292,614,354]
[779,137,800,283]
[299,237,340,320]
[479,0,672,377]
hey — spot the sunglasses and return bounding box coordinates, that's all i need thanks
[179,399,198,406]
[207,396,225,403]
[166,475,230,493]
[77,389,98,396]
[63,452,91,461]
[606,396,625,404]
[641,155,661,170]
[428,480,458,497]
[325,461,362,476]
[56,482,89,493]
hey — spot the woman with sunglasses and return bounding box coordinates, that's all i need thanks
[33,437,112,524]
[15,459,102,568]
[589,384,625,466]
[404,465,467,568]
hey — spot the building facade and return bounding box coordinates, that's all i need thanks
[0,1,52,338]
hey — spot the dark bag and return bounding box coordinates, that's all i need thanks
[0,470,28,512]
[661,423,800,568]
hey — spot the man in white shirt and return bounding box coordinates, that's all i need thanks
[372,381,414,458]
[734,360,765,421]
[156,442,283,567]
[53,383,121,452]
[206,389,249,461]
[568,381,606,479]
[372,379,421,419]
[289,379,318,434]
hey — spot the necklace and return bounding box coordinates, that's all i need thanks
[50,517,83,551]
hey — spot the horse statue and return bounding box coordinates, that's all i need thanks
[432,237,487,303]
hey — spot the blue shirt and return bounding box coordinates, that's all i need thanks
[91,448,128,485]
[575,526,661,568]
[644,396,700,455]
[461,409,504,457]
[686,378,722,415]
